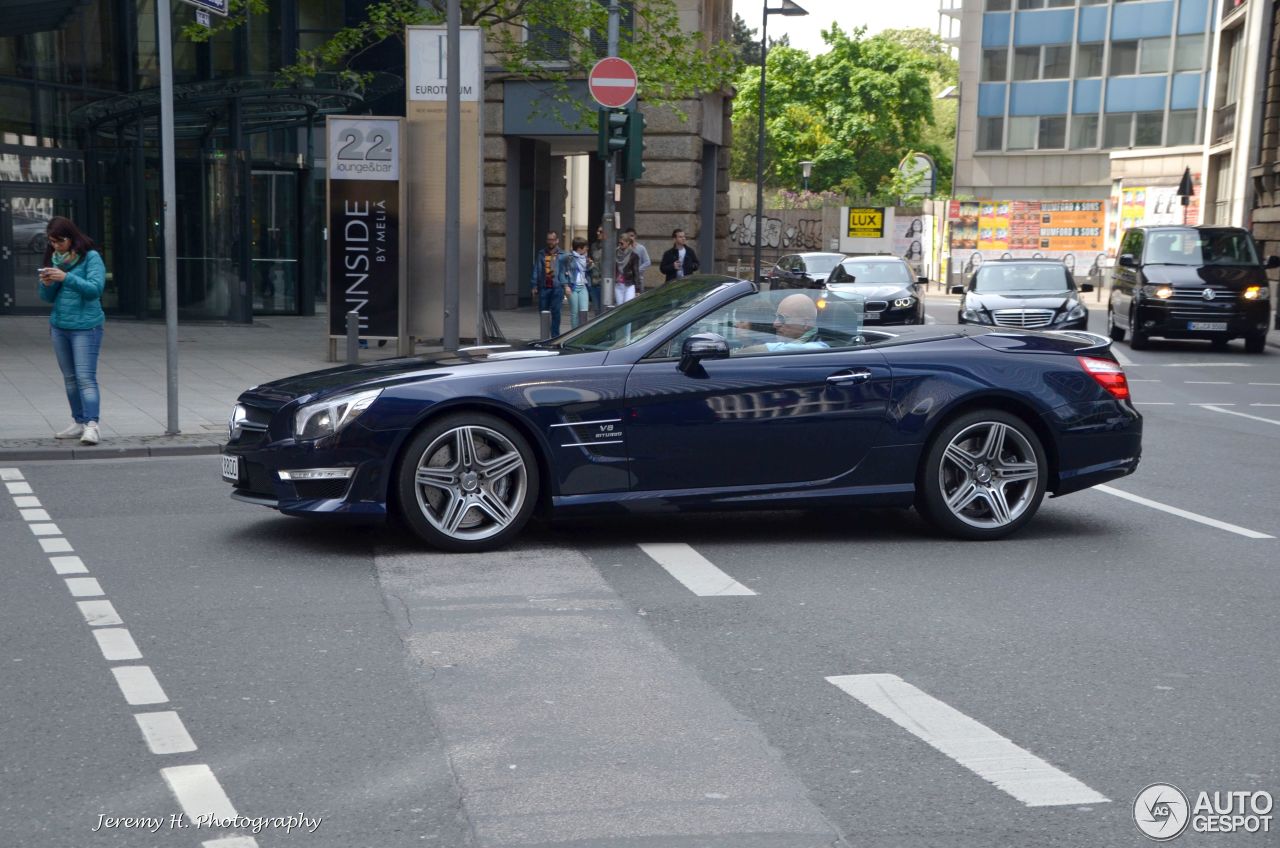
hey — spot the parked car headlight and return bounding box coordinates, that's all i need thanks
[1243,285,1270,301]
[294,388,383,441]
[1058,302,1087,322]
[893,297,915,308]
[961,302,989,323]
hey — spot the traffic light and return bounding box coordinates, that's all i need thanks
[620,109,646,182]
[597,109,628,160]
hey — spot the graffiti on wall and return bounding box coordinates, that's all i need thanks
[728,212,824,251]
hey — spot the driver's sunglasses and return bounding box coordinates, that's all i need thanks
[774,312,804,325]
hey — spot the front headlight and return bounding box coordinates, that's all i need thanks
[1243,285,1270,301]
[1141,284,1173,299]
[1059,302,1087,322]
[893,296,915,309]
[961,300,988,323]
[294,388,383,441]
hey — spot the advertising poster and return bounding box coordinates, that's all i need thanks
[978,201,1010,251]
[846,207,886,239]
[1039,200,1104,252]
[952,201,980,250]
[1010,201,1040,251]
[894,215,925,270]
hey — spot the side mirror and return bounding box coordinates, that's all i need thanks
[949,285,966,295]
[678,333,730,374]
[916,276,928,286]
[1079,282,1094,293]
[1266,255,1280,269]
[1118,254,1136,268]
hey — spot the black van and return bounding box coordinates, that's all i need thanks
[1107,226,1276,353]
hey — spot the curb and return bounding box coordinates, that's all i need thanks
[0,443,223,462]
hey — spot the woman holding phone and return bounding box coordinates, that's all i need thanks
[38,216,107,445]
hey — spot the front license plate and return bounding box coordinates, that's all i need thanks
[1187,321,1227,331]
[863,313,880,321]
[221,454,242,483]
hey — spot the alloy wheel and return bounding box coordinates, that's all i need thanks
[412,424,528,542]
[937,420,1040,529]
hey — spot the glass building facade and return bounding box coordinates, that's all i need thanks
[974,0,1213,154]
[0,0,400,321]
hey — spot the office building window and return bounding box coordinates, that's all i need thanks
[1046,0,1074,6]
[1008,116,1038,149]
[1013,47,1040,81]
[1174,34,1205,71]
[1076,43,1104,76]
[1043,45,1072,79]
[1134,111,1163,145]
[982,49,1009,82]
[1018,0,1045,8]
[986,0,1012,9]
[1039,116,1067,148]
[1071,114,1099,148]
[1167,109,1198,145]
[978,117,1004,150]
[1139,37,1170,74]
[1110,41,1138,75]
[1104,112,1134,147]
[1080,0,1106,5]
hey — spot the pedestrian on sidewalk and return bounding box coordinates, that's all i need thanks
[615,231,641,304]
[589,225,605,314]
[624,227,650,292]
[560,237,592,329]
[660,228,699,283]
[530,229,567,337]
[38,216,107,446]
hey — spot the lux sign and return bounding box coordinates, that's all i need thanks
[846,208,885,239]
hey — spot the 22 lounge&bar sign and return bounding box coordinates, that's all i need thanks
[326,116,406,342]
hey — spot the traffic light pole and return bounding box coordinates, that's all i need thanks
[601,3,621,310]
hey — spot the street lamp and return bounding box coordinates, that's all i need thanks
[799,160,814,192]
[753,0,808,284]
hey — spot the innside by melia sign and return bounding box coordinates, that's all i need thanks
[326,116,405,341]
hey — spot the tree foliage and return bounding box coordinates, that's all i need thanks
[183,0,738,118]
[731,24,953,200]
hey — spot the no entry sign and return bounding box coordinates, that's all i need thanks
[588,58,638,109]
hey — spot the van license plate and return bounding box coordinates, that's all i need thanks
[1187,321,1227,331]
[221,455,242,483]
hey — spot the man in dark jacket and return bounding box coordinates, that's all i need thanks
[530,230,567,337]
[659,229,699,283]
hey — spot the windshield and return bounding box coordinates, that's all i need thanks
[830,260,911,285]
[973,264,1070,292]
[1143,228,1260,266]
[555,276,728,352]
[805,254,845,275]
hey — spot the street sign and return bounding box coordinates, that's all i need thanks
[588,58,638,109]
[178,0,228,16]
[195,9,210,27]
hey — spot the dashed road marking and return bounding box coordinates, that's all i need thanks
[0,468,23,480]
[39,537,73,553]
[134,711,198,754]
[638,542,757,596]
[29,522,61,536]
[1198,404,1280,427]
[19,508,50,521]
[14,495,41,508]
[112,665,169,705]
[1248,382,1280,386]
[161,764,238,822]
[77,600,124,626]
[5,481,33,494]
[827,673,1109,807]
[93,628,143,661]
[65,577,105,597]
[1110,346,1134,367]
[1185,381,1232,385]
[202,836,260,848]
[50,556,88,574]
[1097,485,1274,539]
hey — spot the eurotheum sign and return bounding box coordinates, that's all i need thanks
[326,116,405,341]
[847,207,885,239]
[176,0,228,16]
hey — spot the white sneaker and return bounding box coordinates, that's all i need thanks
[55,422,84,439]
[80,422,100,446]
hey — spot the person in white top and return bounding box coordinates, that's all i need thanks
[624,227,650,292]
[660,228,700,282]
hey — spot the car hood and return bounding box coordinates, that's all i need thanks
[239,344,569,408]
[826,283,911,299]
[966,290,1075,310]
[1140,264,1263,287]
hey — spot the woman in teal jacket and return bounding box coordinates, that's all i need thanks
[38,216,107,445]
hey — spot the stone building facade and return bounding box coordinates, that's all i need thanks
[1249,1,1280,279]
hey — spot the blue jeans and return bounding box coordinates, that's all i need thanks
[538,286,564,337]
[50,324,103,424]
[567,286,590,328]
[588,283,602,314]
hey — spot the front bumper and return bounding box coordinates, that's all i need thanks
[1133,300,1269,339]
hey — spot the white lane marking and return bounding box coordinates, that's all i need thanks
[93,627,143,661]
[1134,402,1174,406]
[638,543,757,596]
[1128,378,1162,382]
[1252,403,1280,407]
[161,764,238,821]
[111,665,169,705]
[1198,404,1280,427]
[30,523,61,536]
[39,537,73,553]
[1248,382,1280,386]
[0,468,23,480]
[202,837,260,848]
[5,481,33,494]
[19,508,50,521]
[50,555,88,574]
[65,577,105,597]
[77,600,124,627]
[134,711,197,754]
[1110,346,1133,367]
[1162,362,1250,367]
[1185,380,1232,385]
[827,673,1109,807]
[14,495,41,508]
[1096,485,1274,539]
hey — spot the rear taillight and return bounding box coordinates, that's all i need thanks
[1079,356,1130,401]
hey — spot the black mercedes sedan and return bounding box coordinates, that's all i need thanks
[953,259,1093,331]
[222,276,1141,551]
[824,255,927,324]
[764,252,846,290]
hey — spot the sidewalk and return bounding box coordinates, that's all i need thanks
[0,308,545,461]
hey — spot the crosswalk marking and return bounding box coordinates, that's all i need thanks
[638,543,756,596]
[827,673,1109,807]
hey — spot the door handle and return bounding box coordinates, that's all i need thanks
[827,369,871,385]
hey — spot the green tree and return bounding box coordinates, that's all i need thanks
[185,0,737,117]
[731,24,938,200]
[877,28,957,194]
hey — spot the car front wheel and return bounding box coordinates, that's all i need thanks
[397,412,539,552]
[916,410,1048,540]
[1107,306,1125,341]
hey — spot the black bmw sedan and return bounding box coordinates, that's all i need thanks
[222,276,1141,551]
[953,259,1093,331]
[824,255,927,324]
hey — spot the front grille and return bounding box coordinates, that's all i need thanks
[864,300,888,313]
[992,308,1054,328]
[292,479,351,500]
[1167,287,1239,304]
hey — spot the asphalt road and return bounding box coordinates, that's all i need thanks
[2,296,1277,847]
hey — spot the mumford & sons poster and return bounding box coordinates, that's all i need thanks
[327,117,404,340]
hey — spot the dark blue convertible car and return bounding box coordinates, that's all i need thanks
[221,276,1141,551]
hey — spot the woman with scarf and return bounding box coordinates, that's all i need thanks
[614,231,641,304]
[38,216,107,445]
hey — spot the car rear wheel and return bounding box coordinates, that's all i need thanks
[1106,305,1125,341]
[916,410,1048,540]
[396,412,539,552]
